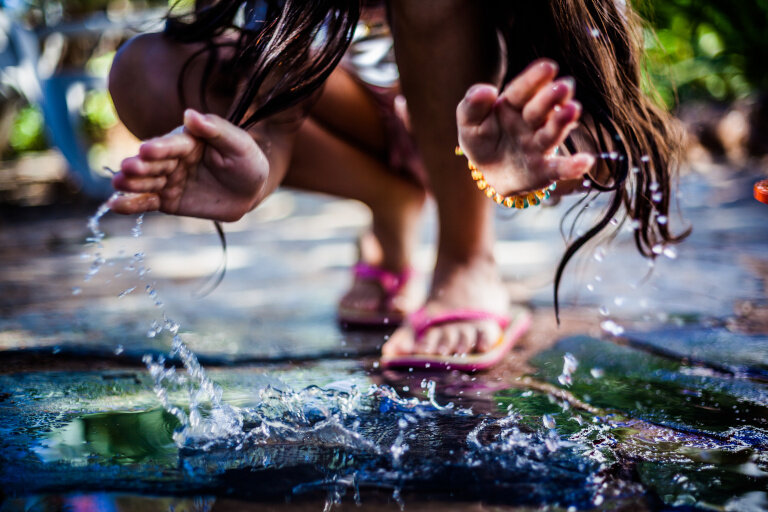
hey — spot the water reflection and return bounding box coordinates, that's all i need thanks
[35,408,179,465]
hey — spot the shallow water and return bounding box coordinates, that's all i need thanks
[1,170,768,510]
[2,333,768,510]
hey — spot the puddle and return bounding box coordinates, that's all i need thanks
[2,332,768,510]
[1,170,768,511]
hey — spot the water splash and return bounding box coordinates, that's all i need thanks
[558,353,579,387]
[75,198,611,509]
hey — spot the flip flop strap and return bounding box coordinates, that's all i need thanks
[409,308,511,340]
[353,263,412,298]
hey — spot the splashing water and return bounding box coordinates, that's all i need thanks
[558,353,579,387]
[75,198,610,509]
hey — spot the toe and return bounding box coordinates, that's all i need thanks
[418,329,443,355]
[382,326,414,356]
[436,327,461,356]
[454,325,475,355]
[475,320,502,353]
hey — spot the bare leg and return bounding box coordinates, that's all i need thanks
[108,32,298,219]
[285,69,426,318]
[111,36,424,315]
[384,1,508,356]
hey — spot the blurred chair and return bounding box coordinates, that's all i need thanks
[0,8,163,199]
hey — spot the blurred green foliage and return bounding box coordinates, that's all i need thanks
[639,0,768,106]
[4,58,119,157]
[5,0,768,159]
[8,105,48,154]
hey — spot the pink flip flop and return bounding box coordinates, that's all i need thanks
[337,263,414,327]
[380,306,532,371]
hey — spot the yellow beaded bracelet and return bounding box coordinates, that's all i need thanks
[455,146,556,209]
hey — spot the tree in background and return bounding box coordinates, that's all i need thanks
[640,0,768,156]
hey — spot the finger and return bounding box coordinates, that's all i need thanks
[120,155,178,177]
[183,109,257,157]
[457,83,499,128]
[544,153,596,182]
[107,192,160,215]
[138,134,196,161]
[502,59,558,110]
[522,77,575,129]
[532,100,582,152]
[112,173,167,194]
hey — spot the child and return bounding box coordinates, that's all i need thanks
[108,0,686,368]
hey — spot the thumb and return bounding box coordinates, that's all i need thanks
[183,109,254,156]
[457,84,498,128]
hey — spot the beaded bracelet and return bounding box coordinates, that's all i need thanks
[455,146,556,209]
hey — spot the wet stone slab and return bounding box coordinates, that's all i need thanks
[1,333,768,510]
[0,168,767,511]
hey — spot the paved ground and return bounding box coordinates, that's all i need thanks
[0,162,767,510]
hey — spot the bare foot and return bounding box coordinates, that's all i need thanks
[109,109,269,222]
[456,59,595,197]
[338,177,425,325]
[338,232,421,325]
[381,256,509,357]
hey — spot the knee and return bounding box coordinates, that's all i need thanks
[109,33,183,139]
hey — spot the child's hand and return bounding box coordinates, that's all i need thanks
[109,109,269,222]
[456,59,595,196]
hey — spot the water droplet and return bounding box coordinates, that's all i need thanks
[593,246,606,262]
[613,296,625,306]
[649,181,659,191]
[543,414,556,429]
[131,213,144,238]
[663,246,678,259]
[563,353,578,374]
[372,361,380,368]
[657,215,668,224]
[118,286,136,298]
[586,283,595,292]
[114,345,124,355]
[582,179,592,188]
[589,27,600,38]
[599,305,610,316]
[652,244,663,255]
[590,368,605,378]
[600,320,625,336]
[652,191,663,202]
[641,155,650,162]
[71,287,82,296]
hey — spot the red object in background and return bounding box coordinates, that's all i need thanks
[756,180,768,205]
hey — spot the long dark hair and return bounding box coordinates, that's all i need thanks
[162,0,360,295]
[164,0,360,128]
[497,0,690,321]
[163,0,687,321]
